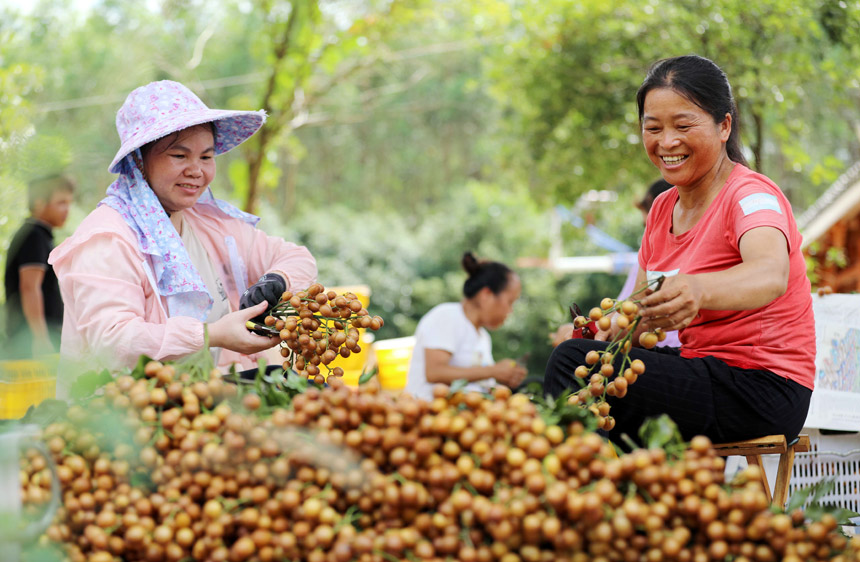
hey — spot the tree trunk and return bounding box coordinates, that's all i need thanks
[245,132,267,213]
[283,148,296,216]
[243,6,299,213]
[751,109,763,172]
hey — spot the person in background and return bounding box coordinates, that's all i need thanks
[549,178,680,348]
[49,80,316,384]
[406,252,527,401]
[4,174,74,358]
[545,55,814,447]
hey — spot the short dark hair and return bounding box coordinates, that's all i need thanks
[461,251,514,298]
[637,178,674,213]
[636,55,748,167]
[28,174,75,211]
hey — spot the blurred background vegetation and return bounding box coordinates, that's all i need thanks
[1,0,859,375]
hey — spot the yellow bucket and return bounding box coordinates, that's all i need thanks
[0,355,58,419]
[373,336,415,391]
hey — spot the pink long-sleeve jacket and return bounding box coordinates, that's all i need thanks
[49,204,317,374]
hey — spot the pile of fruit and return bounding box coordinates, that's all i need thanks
[14,355,860,562]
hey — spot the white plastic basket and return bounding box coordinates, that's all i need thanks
[788,430,860,513]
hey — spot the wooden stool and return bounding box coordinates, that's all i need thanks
[713,434,810,508]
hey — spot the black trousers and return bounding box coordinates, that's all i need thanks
[544,339,812,447]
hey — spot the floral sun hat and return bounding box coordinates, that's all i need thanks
[109,80,265,173]
[100,81,265,321]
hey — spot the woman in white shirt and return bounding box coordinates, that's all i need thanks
[405,252,526,400]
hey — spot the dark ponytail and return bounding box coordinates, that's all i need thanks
[462,251,514,298]
[636,55,748,167]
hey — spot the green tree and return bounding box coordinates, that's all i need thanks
[0,4,45,307]
[206,0,435,213]
[489,0,860,207]
[217,0,512,214]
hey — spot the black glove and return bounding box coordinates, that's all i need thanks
[240,272,286,323]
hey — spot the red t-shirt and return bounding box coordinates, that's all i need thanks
[640,164,815,389]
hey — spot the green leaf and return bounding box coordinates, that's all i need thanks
[828,507,860,525]
[333,505,361,532]
[282,372,309,393]
[173,343,215,380]
[448,379,470,395]
[788,478,860,524]
[810,478,837,502]
[131,355,155,379]
[804,504,860,526]
[785,485,814,512]
[358,367,378,385]
[639,414,683,451]
[554,390,571,411]
[266,386,290,408]
[532,388,595,431]
[17,399,69,427]
[541,411,562,426]
[69,369,114,400]
[522,379,545,397]
[130,470,156,492]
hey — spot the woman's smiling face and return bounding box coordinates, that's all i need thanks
[641,87,731,189]
[142,124,216,214]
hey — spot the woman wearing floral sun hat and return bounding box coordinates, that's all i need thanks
[49,80,317,387]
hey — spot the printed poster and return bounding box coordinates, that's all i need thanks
[804,293,860,431]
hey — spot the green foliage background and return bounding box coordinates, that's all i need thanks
[2,0,859,373]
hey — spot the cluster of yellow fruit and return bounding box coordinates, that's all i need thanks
[249,284,383,384]
[568,292,666,430]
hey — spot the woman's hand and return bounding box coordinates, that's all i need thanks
[638,274,704,331]
[493,359,527,388]
[208,301,279,354]
[549,323,574,347]
[594,312,630,342]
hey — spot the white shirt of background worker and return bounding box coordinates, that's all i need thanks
[405,252,526,401]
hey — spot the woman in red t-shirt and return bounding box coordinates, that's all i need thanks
[544,55,814,447]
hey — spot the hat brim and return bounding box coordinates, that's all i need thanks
[108,109,266,174]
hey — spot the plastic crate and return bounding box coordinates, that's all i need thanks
[373,336,415,391]
[0,356,58,419]
[789,430,860,513]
